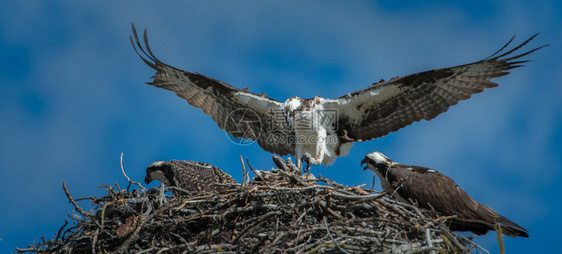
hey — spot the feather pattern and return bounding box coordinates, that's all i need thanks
[131,23,546,168]
[329,35,547,141]
[362,152,529,237]
[145,160,238,195]
[131,24,295,156]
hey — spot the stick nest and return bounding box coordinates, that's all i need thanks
[17,161,486,253]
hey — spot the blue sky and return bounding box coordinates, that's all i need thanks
[1,1,560,253]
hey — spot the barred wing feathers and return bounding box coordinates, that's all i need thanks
[130,24,294,156]
[331,35,547,141]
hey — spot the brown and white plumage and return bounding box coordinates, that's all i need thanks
[145,160,238,195]
[131,26,295,159]
[332,35,546,142]
[362,151,529,238]
[131,23,546,168]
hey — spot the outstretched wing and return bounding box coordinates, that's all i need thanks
[131,24,295,156]
[326,35,547,141]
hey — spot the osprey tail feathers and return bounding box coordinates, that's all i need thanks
[495,215,529,238]
[473,200,529,238]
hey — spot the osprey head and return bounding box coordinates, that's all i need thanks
[145,161,173,186]
[283,97,303,118]
[361,151,396,173]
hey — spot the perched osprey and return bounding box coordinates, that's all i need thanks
[145,160,237,195]
[362,151,529,237]
[131,24,545,169]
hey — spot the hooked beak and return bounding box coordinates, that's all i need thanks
[361,158,368,171]
[144,175,152,185]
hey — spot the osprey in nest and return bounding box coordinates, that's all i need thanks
[145,160,237,195]
[131,24,545,169]
[362,151,529,238]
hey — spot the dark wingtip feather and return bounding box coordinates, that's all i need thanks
[497,34,547,61]
[495,33,537,59]
[143,28,161,62]
[484,33,547,65]
[496,216,529,238]
[130,22,159,68]
[503,43,549,62]
[485,34,516,60]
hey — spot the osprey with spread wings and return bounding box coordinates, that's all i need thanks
[131,24,545,169]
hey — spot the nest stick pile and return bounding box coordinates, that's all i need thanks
[17,162,487,253]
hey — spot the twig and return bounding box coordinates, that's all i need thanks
[100,202,110,227]
[246,157,271,188]
[166,186,190,195]
[63,182,113,239]
[91,228,99,254]
[425,228,436,254]
[440,226,466,252]
[276,170,308,186]
[496,223,505,254]
[120,152,147,192]
[457,235,491,254]
[323,218,350,254]
[116,204,164,253]
[63,182,94,218]
[55,220,69,241]
[245,157,258,176]
[240,155,247,187]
